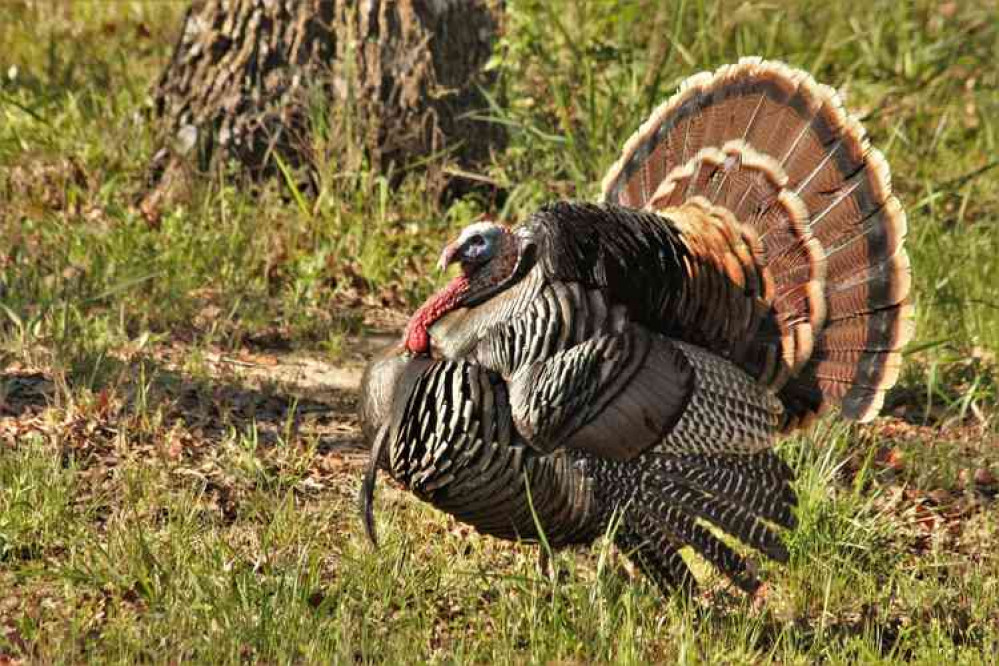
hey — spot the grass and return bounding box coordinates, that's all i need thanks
[1,0,998,662]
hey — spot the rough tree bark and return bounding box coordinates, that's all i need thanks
[141,0,504,218]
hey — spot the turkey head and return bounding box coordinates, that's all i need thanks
[404,221,533,354]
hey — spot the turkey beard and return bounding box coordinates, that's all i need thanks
[360,424,391,548]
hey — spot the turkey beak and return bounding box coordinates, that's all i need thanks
[437,241,460,272]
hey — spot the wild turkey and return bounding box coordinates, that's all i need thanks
[359,58,913,594]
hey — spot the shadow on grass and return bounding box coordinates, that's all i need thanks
[146,359,366,453]
[1,345,372,453]
[0,370,55,418]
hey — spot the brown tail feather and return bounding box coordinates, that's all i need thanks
[602,57,912,426]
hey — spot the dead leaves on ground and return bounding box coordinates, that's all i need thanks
[852,419,998,559]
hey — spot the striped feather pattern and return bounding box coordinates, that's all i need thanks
[614,522,695,593]
[632,499,762,594]
[649,451,797,528]
[384,357,601,548]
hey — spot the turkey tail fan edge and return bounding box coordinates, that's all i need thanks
[601,57,913,428]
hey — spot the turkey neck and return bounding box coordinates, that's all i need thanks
[428,266,546,360]
[404,274,469,354]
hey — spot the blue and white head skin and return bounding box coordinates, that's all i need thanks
[436,221,510,272]
[405,219,531,354]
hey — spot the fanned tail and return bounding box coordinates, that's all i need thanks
[602,57,913,427]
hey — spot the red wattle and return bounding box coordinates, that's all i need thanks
[404,275,469,354]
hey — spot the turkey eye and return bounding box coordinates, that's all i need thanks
[468,234,486,248]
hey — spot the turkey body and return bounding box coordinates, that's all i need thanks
[359,58,913,594]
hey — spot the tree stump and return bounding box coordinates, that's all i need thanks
[141,0,504,219]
